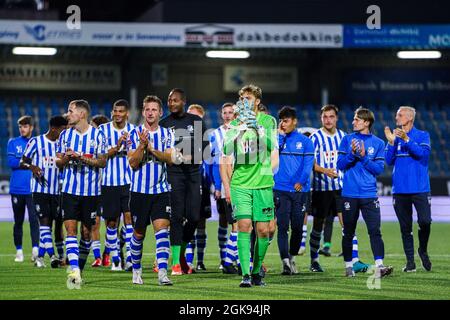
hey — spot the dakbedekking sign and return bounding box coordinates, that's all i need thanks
[0,20,343,48]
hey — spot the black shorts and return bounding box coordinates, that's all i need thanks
[304,191,312,214]
[129,192,171,230]
[32,193,60,222]
[217,198,236,224]
[97,195,103,217]
[199,186,212,219]
[101,185,130,220]
[61,193,99,226]
[311,190,342,219]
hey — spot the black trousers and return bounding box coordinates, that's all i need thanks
[393,193,432,261]
[11,194,39,248]
[167,171,201,246]
[342,197,384,263]
[275,190,307,259]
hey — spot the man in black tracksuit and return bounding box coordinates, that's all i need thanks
[159,88,209,275]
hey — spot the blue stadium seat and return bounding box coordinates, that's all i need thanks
[101,102,112,115]
[38,102,48,118]
[0,126,8,136]
[90,102,99,116]
[24,101,34,116]
[50,101,60,116]
[11,102,20,119]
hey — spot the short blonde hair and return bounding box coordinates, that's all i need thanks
[398,106,416,122]
[239,84,262,100]
[187,104,205,116]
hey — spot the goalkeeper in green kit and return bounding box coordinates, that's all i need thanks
[222,84,278,287]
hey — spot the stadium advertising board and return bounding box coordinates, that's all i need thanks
[224,66,298,93]
[343,68,450,102]
[0,20,184,47]
[344,24,450,48]
[3,20,450,48]
[0,63,121,90]
[185,23,343,48]
[0,20,342,48]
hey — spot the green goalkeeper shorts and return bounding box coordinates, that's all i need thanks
[230,186,274,222]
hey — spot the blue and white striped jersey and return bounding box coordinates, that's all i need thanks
[99,122,135,187]
[210,125,232,197]
[310,128,345,191]
[211,125,227,161]
[128,125,174,195]
[23,135,60,195]
[57,126,106,196]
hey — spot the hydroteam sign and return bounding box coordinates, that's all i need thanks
[0,20,342,48]
[344,24,450,48]
[343,68,450,102]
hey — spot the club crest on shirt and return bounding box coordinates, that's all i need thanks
[344,202,351,210]
[367,147,375,155]
[187,125,194,133]
[35,204,40,212]
[89,140,97,149]
[296,142,303,150]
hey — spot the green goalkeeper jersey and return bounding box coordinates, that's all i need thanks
[223,112,278,189]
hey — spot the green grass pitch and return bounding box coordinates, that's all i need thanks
[0,221,449,300]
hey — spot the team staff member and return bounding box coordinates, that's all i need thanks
[274,106,314,275]
[185,104,212,271]
[7,115,39,263]
[337,107,393,278]
[159,88,209,275]
[385,106,432,272]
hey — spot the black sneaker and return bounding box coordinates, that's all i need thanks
[377,265,394,278]
[310,261,324,272]
[318,247,331,257]
[251,273,266,286]
[239,275,252,288]
[418,248,432,271]
[281,261,292,275]
[402,260,416,272]
[222,264,238,274]
[196,262,207,271]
